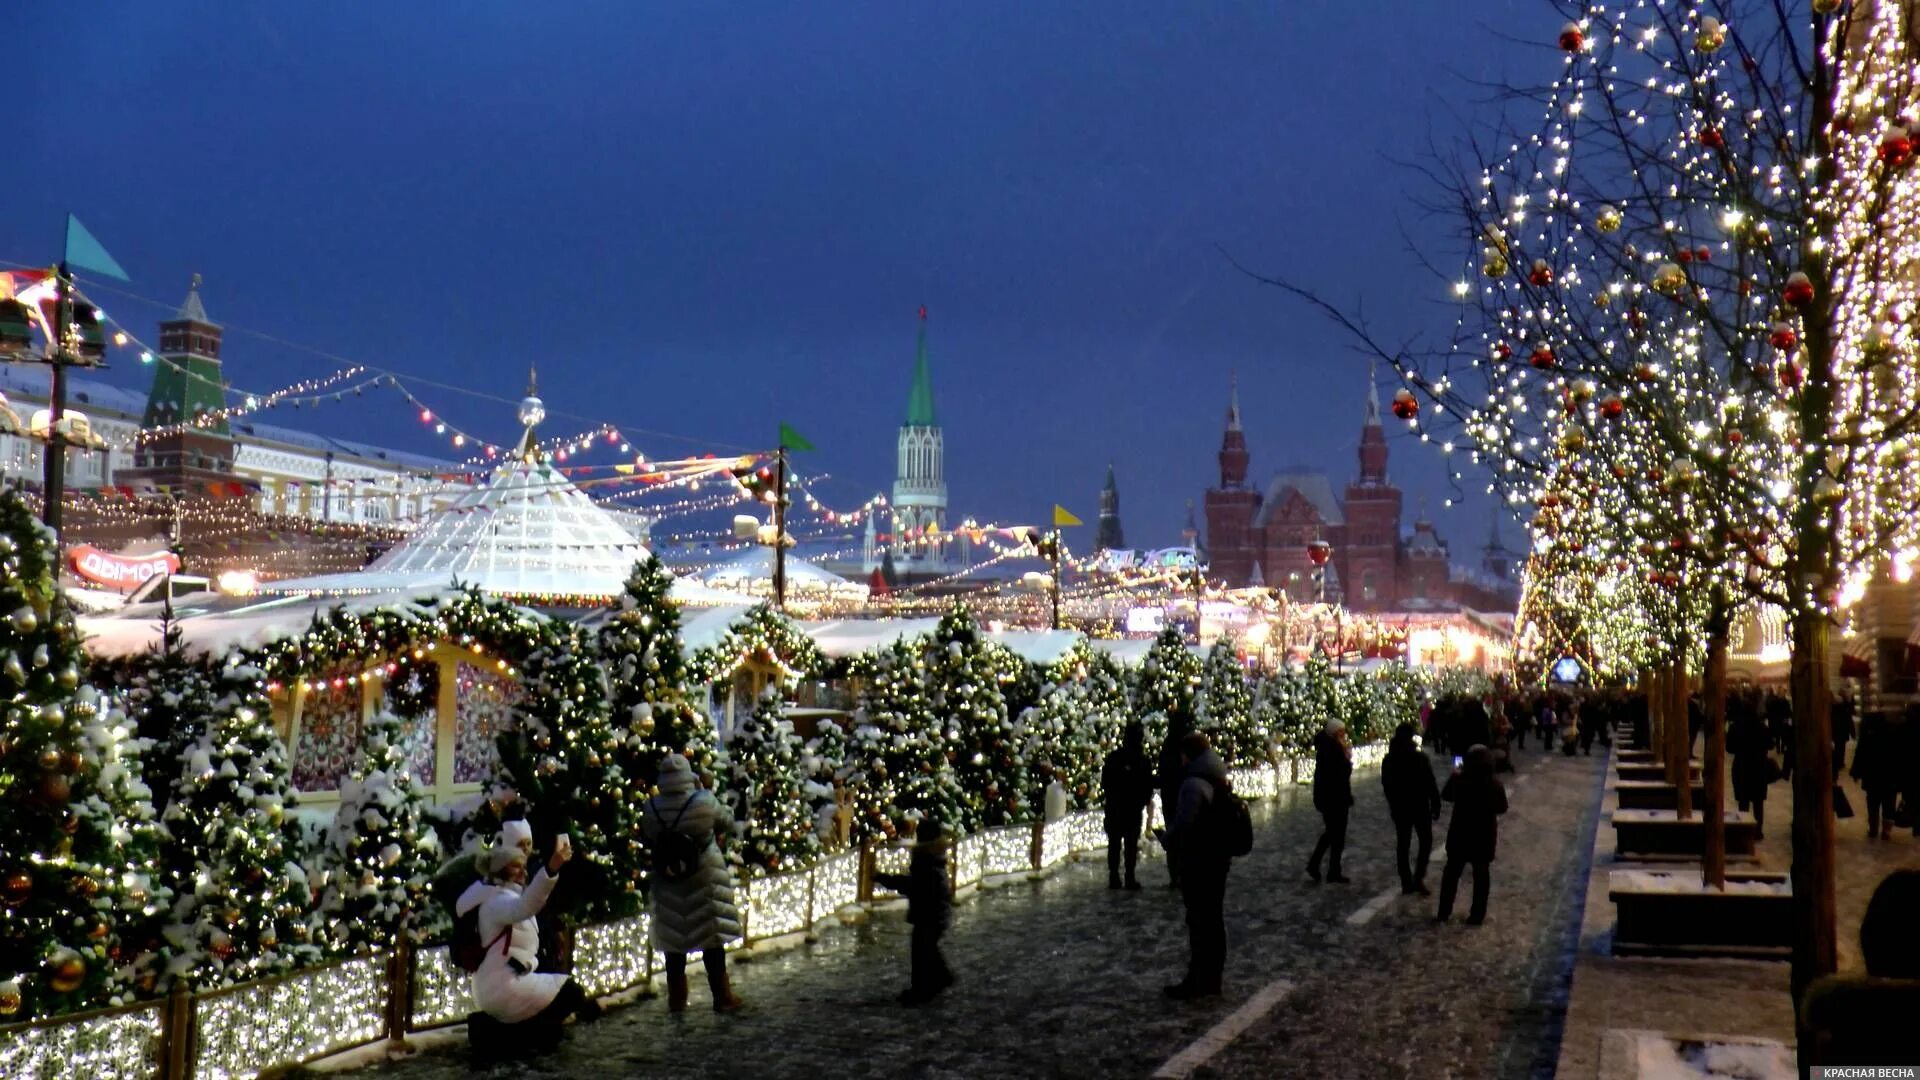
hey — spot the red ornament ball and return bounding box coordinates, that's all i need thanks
[1695,246,1711,262]
[1700,127,1725,149]
[1559,22,1584,51]
[1879,125,1914,168]
[1676,249,1694,264]
[1783,271,1815,308]
[1600,396,1624,420]
[1529,344,1557,369]
[1492,341,1512,362]
[1390,389,1419,420]
[1770,322,1798,351]
[1780,362,1805,389]
[1528,259,1555,287]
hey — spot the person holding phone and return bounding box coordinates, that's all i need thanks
[459,831,602,1052]
[1381,723,1442,895]
[1435,745,1509,925]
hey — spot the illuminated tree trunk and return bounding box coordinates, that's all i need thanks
[1789,609,1836,1006]
[1702,613,1730,890]
[1647,667,1665,763]
[1671,657,1693,821]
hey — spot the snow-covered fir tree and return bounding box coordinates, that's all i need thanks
[930,605,1028,828]
[848,636,964,841]
[0,487,171,1019]
[1020,643,1128,811]
[321,711,441,948]
[799,716,854,847]
[1196,639,1262,766]
[599,557,720,784]
[726,690,821,877]
[1135,627,1202,750]
[158,659,320,988]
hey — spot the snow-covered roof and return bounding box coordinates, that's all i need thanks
[986,629,1083,666]
[804,617,941,658]
[261,454,655,601]
[1089,638,1156,667]
[1252,470,1344,529]
[695,546,868,601]
[79,589,461,659]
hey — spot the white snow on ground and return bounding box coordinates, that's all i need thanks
[1609,870,1790,896]
[1627,1031,1793,1079]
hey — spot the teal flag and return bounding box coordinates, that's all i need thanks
[64,215,129,280]
[779,423,816,452]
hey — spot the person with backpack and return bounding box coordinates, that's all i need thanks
[871,817,954,1005]
[1155,717,1191,889]
[640,752,744,1013]
[1307,719,1353,884]
[1158,730,1248,1000]
[1380,722,1441,896]
[1101,720,1155,890]
[1435,744,1508,926]
[456,834,602,1054]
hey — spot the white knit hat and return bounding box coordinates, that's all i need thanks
[1325,719,1346,735]
[500,819,533,852]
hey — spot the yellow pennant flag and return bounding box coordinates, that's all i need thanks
[1053,505,1083,527]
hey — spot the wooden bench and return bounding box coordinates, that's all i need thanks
[1612,780,1709,811]
[1609,868,1790,957]
[1614,761,1701,784]
[1611,808,1757,858]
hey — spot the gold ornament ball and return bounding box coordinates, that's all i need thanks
[46,950,86,994]
[1595,205,1623,233]
[36,773,70,807]
[60,750,82,775]
[87,922,109,941]
[2,870,31,907]
[1694,17,1726,52]
[0,981,20,1016]
[57,667,78,690]
[10,608,37,633]
[72,875,98,899]
[37,748,61,772]
[1812,0,1839,13]
[1481,251,1508,279]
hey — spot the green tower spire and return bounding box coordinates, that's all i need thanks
[904,305,936,427]
[142,275,229,434]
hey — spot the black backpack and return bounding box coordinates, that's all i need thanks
[648,795,703,882]
[1208,782,1254,859]
[450,902,510,973]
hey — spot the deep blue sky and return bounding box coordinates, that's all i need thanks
[12,1,1534,556]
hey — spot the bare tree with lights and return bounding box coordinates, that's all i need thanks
[1255,1,1920,1019]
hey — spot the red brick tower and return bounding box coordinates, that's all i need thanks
[1204,377,1260,586]
[1341,365,1403,611]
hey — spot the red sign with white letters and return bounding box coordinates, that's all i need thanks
[68,546,180,591]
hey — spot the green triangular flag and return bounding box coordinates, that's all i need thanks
[64,215,129,281]
[779,423,815,452]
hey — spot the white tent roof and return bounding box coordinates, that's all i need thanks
[987,629,1083,666]
[79,590,456,660]
[695,547,868,600]
[262,454,663,602]
[804,617,941,658]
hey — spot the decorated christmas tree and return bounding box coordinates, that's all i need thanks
[92,601,222,811]
[496,619,647,919]
[726,690,822,877]
[320,711,442,948]
[1195,639,1261,766]
[157,658,321,987]
[598,557,719,783]
[1020,642,1129,811]
[1135,627,1202,748]
[799,715,854,848]
[847,636,963,841]
[0,487,171,1019]
[929,605,1028,828]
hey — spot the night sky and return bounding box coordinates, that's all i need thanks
[12,1,1538,557]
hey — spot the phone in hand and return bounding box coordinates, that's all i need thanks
[553,834,572,861]
[1452,756,1464,769]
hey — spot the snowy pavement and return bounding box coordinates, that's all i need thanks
[350,749,1607,1079]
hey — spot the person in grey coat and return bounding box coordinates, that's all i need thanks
[640,752,744,1013]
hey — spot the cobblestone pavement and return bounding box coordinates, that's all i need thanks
[353,749,1606,1080]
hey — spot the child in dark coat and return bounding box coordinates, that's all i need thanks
[874,818,954,1005]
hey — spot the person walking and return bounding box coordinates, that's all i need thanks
[640,753,745,1012]
[458,836,602,1054]
[1852,707,1909,841]
[1435,745,1508,926]
[1381,722,1441,895]
[872,818,954,1005]
[1729,697,1774,841]
[1160,731,1232,1000]
[1101,721,1154,890]
[1307,719,1354,884]
[1832,692,1857,781]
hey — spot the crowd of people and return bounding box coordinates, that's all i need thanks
[442,680,1920,1055]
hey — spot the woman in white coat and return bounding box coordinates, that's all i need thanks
[458,835,601,1045]
[640,752,744,1013]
